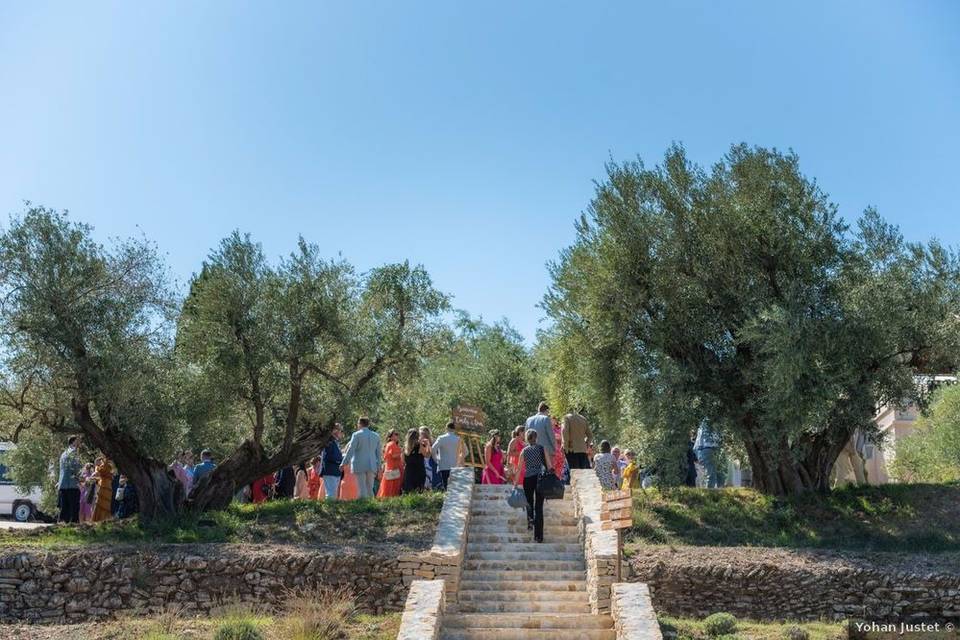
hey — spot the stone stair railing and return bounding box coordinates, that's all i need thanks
[570,468,662,640]
[397,467,474,640]
[571,468,620,614]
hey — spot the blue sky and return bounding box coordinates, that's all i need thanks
[1,1,958,343]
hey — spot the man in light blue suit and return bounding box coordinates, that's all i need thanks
[340,416,382,498]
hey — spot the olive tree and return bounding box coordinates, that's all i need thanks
[545,144,960,494]
[0,206,447,519]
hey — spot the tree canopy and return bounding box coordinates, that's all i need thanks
[378,315,544,436]
[0,206,448,519]
[545,144,960,494]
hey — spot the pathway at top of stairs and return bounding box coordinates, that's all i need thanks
[440,483,615,640]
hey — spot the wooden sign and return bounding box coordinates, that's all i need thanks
[602,507,633,521]
[601,497,633,513]
[452,405,488,469]
[451,405,487,433]
[600,487,633,530]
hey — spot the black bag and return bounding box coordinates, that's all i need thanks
[537,471,565,500]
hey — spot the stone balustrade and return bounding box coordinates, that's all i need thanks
[396,579,445,640]
[570,468,620,614]
[397,466,473,605]
[612,582,663,640]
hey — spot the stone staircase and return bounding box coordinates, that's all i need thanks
[440,483,616,640]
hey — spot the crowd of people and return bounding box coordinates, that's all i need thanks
[55,436,141,524]
[53,403,723,524]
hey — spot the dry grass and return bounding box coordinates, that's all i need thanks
[279,588,357,640]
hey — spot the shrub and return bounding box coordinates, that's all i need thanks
[213,619,264,640]
[783,625,810,640]
[703,612,738,637]
[281,587,356,640]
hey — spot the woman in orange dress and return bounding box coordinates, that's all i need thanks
[338,468,358,500]
[506,425,525,485]
[307,457,323,499]
[377,429,404,498]
[91,457,114,522]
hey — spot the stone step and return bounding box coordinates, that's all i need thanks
[441,629,615,640]
[466,541,582,553]
[470,491,576,504]
[467,525,580,536]
[470,507,576,516]
[443,614,615,630]
[466,551,584,561]
[460,571,586,583]
[469,519,580,528]
[458,573,587,596]
[463,559,586,572]
[458,590,588,602]
[456,601,592,614]
[470,512,577,521]
[470,513,579,521]
[468,533,581,544]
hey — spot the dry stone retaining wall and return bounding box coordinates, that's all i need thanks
[0,544,407,623]
[631,546,960,623]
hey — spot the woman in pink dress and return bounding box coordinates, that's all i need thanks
[79,463,95,523]
[482,430,507,484]
[551,417,565,476]
[506,425,525,485]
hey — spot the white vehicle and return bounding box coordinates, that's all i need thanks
[0,442,44,522]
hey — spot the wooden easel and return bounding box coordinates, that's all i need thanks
[451,405,488,469]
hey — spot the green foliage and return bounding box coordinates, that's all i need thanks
[543,144,960,493]
[177,232,449,461]
[629,483,959,551]
[703,613,738,637]
[891,382,960,483]
[0,205,181,509]
[0,206,449,517]
[213,618,265,640]
[378,315,543,434]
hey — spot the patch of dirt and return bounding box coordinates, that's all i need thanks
[631,544,960,576]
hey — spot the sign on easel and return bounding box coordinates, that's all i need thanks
[600,488,633,581]
[451,405,488,469]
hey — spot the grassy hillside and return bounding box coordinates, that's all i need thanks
[628,482,960,552]
[0,492,443,548]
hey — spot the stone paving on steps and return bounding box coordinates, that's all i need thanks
[439,483,616,640]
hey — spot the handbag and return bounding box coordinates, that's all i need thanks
[537,471,565,500]
[507,485,528,509]
[383,469,401,481]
